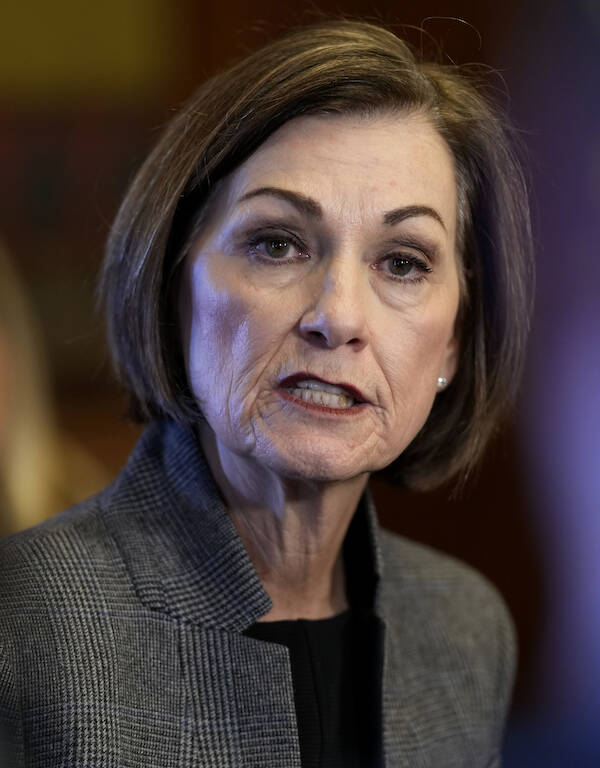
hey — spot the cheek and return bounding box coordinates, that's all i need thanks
[380,302,456,416]
[182,261,248,384]
[181,257,294,396]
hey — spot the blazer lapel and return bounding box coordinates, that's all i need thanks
[102,421,302,766]
[102,420,272,630]
[179,623,302,767]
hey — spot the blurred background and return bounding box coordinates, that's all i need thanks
[1,0,598,764]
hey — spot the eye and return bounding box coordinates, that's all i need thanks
[247,230,309,263]
[389,257,416,277]
[380,254,432,282]
[264,238,293,258]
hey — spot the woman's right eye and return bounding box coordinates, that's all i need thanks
[263,238,293,258]
[248,232,309,263]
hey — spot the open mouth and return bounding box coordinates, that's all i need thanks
[278,375,368,412]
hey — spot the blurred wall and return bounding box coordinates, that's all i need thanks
[504,1,600,763]
[1,1,597,764]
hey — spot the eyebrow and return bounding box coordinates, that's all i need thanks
[237,186,446,231]
[237,187,322,218]
[383,204,446,232]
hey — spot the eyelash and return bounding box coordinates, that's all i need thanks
[247,230,310,265]
[376,253,432,283]
[245,229,433,284]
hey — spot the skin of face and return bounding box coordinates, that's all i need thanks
[179,112,460,487]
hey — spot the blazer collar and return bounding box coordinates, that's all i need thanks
[102,419,384,632]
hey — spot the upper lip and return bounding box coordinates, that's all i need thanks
[277,373,370,404]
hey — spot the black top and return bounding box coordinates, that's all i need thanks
[243,507,384,768]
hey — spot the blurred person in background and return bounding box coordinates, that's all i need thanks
[0,20,532,768]
[0,240,107,536]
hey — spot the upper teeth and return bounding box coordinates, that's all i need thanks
[285,379,357,410]
[295,380,353,397]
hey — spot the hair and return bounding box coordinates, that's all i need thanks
[0,242,108,535]
[100,19,533,491]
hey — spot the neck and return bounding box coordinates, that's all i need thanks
[199,424,369,621]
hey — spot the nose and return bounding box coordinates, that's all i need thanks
[298,259,368,350]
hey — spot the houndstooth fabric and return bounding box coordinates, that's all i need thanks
[0,419,515,767]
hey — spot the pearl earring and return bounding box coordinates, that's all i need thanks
[436,376,448,391]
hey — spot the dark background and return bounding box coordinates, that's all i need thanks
[1,1,598,764]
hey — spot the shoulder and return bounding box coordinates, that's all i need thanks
[1,488,111,572]
[0,487,135,643]
[0,494,115,718]
[0,420,169,596]
[378,527,514,630]
[378,529,516,707]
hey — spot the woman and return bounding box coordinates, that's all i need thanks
[0,20,532,768]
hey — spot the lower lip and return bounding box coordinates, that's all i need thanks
[277,388,368,416]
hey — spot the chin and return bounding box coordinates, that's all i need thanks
[255,435,379,484]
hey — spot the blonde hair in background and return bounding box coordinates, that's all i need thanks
[0,241,107,535]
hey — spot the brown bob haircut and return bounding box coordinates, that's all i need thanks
[101,19,533,491]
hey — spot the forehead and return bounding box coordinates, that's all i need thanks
[223,112,457,231]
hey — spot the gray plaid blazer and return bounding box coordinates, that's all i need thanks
[0,420,515,767]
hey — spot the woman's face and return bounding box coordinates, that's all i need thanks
[179,113,460,482]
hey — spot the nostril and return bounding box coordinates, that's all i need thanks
[305,329,330,348]
[299,303,367,349]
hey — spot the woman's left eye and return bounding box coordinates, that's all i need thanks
[380,254,432,282]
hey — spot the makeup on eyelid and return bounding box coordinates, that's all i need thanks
[233,205,443,251]
[243,231,434,284]
[229,214,441,283]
